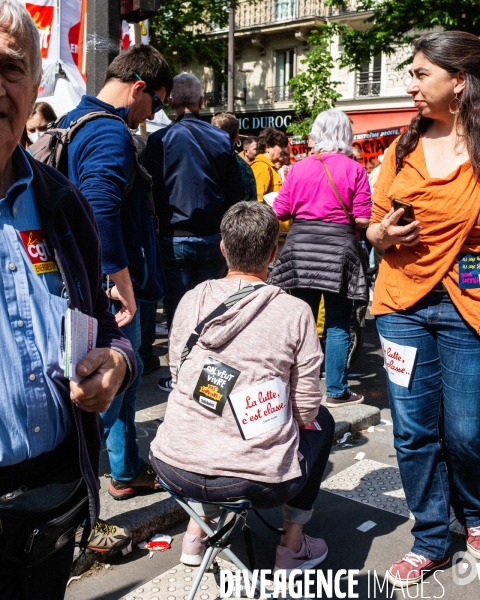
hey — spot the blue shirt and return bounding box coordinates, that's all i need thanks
[0,147,71,466]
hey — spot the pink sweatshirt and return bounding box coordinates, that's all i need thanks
[273,153,372,223]
[150,279,323,483]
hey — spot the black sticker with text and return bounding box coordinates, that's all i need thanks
[193,357,240,415]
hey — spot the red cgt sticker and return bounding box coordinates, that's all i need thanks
[19,229,58,275]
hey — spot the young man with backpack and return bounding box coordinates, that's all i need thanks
[46,44,172,551]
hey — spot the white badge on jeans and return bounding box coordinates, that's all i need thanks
[229,377,288,440]
[379,334,417,388]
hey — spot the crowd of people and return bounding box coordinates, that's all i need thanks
[1,1,480,598]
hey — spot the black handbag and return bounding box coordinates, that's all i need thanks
[0,477,88,568]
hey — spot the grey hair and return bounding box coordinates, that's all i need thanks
[220,202,279,273]
[0,0,42,85]
[309,109,353,157]
[169,73,202,108]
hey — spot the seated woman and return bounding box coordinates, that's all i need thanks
[150,202,334,574]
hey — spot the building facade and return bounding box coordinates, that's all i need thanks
[186,0,418,168]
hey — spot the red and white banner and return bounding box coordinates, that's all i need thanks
[21,0,86,99]
[59,0,87,99]
[23,0,58,96]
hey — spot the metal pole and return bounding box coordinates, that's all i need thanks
[86,0,121,96]
[227,1,235,112]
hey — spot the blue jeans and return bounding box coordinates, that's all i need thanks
[101,308,144,481]
[160,236,226,329]
[376,291,480,560]
[151,405,334,524]
[291,288,353,397]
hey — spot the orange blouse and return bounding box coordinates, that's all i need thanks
[370,137,480,334]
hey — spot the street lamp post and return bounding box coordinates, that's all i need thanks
[227,0,235,112]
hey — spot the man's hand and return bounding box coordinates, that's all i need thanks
[108,267,136,327]
[368,208,422,251]
[70,348,127,413]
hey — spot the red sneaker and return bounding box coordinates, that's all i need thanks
[467,527,480,559]
[387,552,449,587]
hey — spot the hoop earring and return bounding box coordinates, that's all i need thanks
[449,94,460,115]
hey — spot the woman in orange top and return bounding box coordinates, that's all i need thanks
[367,31,480,587]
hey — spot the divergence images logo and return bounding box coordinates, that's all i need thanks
[452,551,480,586]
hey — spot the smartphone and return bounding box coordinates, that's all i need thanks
[392,199,416,227]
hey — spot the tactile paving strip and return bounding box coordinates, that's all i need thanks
[119,558,303,600]
[320,459,413,520]
[120,558,235,600]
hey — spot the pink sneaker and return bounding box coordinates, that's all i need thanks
[273,535,328,576]
[387,552,449,587]
[180,533,208,566]
[467,527,480,559]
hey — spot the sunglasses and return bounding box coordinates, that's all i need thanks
[133,72,164,113]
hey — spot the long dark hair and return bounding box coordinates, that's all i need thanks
[397,31,480,178]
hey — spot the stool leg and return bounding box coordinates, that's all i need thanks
[186,545,216,600]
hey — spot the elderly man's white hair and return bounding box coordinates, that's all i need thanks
[0,0,42,85]
[170,73,203,109]
[309,108,353,157]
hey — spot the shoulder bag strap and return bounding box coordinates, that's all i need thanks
[316,153,355,226]
[177,283,264,375]
[179,120,223,188]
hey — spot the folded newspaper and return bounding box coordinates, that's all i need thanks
[63,308,98,382]
[263,191,278,207]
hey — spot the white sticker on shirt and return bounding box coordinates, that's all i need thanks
[229,377,287,440]
[379,334,417,388]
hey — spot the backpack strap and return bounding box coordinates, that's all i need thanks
[177,283,265,375]
[315,153,355,226]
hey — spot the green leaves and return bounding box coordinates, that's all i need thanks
[327,0,480,69]
[287,26,342,138]
[148,0,230,74]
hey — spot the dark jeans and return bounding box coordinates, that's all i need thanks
[292,288,353,397]
[151,405,334,523]
[138,299,157,362]
[160,236,226,330]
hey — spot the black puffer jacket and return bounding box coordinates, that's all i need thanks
[270,219,368,303]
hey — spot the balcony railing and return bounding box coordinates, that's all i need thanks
[212,0,325,31]
[266,86,293,102]
[356,69,381,97]
[205,90,228,107]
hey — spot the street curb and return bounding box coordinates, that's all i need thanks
[330,403,381,440]
[72,403,380,576]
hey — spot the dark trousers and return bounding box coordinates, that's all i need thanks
[151,405,334,513]
[138,299,157,362]
[0,435,82,600]
[0,537,75,600]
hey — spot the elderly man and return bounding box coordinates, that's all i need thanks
[0,2,135,599]
[144,73,244,393]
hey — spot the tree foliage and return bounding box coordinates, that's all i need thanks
[329,0,480,69]
[148,0,230,74]
[287,25,342,138]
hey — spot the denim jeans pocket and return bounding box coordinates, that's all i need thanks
[150,458,184,495]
